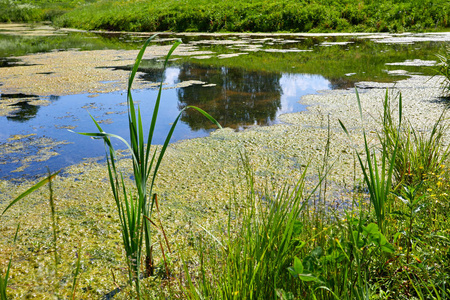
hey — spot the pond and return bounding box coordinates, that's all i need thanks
[1,24,449,180]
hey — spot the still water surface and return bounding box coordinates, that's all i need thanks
[0,29,448,179]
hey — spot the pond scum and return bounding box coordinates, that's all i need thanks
[1,41,450,299]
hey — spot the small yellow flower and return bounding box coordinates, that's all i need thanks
[437,181,443,187]
[419,166,424,169]
[427,188,433,192]
[399,246,403,251]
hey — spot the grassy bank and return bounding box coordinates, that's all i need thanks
[1,0,450,33]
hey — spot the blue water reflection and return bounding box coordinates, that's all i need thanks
[0,65,330,179]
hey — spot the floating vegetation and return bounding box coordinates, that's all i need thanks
[0,135,71,172]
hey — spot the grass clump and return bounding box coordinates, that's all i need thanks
[180,90,450,299]
[380,91,450,189]
[435,46,450,97]
[185,155,311,299]
[76,35,221,297]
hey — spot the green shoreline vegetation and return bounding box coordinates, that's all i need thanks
[0,42,450,299]
[0,0,449,33]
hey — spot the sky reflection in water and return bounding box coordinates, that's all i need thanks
[0,64,330,179]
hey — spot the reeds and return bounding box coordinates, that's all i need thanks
[435,45,450,96]
[339,89,400,234]
[185,154,311,299]
[77,35,221,296]
[381,93,450,188]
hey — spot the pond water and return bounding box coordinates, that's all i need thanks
[1,26,449,180]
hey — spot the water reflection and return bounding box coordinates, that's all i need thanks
[2,93,60,122]
[177,64,283,130]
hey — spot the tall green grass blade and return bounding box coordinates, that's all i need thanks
[75,35,221,296]
[2,172,60,215]
[0,224,20,300]
[71,245,82,300]
[339,89,400,233]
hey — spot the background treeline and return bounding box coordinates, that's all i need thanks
[1,0,449,32]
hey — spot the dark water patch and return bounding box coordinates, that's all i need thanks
[0,57,20,67]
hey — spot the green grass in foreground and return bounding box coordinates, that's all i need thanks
[1,0,450,33]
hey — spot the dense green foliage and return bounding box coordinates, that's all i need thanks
[0,0,96,22]
[1,0,450,33]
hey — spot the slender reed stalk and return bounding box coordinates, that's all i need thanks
[434,45,450,96]
[339,89,400,233]
[76,35,221,296]
[71,244,82,300]
[0,225,19,300]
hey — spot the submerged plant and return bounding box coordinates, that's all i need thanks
[77,35,221,296]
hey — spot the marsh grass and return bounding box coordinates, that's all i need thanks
[339,89,400,234]
[435,46,450,97]
[381,91,450,189]
[184,154,312,299]
[0,225,19,300]
[77,35,221,296]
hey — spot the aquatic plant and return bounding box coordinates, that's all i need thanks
[382,108,450,188]
[184,153,312,299]
[77,35,221,296]
[339,89,400,234]
[435,45,450,97]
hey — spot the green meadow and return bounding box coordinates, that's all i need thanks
[0,0,449,33]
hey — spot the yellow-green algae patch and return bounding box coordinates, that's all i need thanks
[1,75,448,298]
[0,45,217,97]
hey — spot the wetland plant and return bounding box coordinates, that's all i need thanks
[77,35,221,296]
[380,91,450,189]
[435,46,450,97]
[339,89,400,234]
[0,225,19,300]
